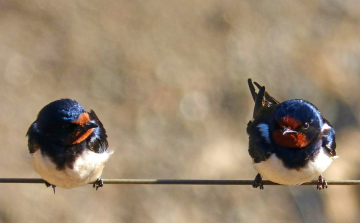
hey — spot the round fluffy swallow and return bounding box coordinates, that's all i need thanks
[246,79,337,190]
[27,99,112,193]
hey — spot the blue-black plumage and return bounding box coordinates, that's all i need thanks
[27,99,112,193]
[247,79,337,190]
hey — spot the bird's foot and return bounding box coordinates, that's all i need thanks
[317,175,328,190]
[93,178,103,190]
[45,181,56,194]
[252,173,264,190]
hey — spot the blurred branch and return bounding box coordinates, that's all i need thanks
[0,178,359,185]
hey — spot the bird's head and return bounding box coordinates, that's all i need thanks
[272,100,323,148]
[35,99,98,145]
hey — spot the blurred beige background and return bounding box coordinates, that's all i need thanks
[0,1,359,222]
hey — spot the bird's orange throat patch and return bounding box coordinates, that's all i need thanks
[273,115,309,148]
[69,112,93,144]
[272,131,309,148]
[70,129,94,145]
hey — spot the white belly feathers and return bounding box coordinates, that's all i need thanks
[30,150,112,189]
[253,147,338,185]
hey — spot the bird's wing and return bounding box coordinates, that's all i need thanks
[26,122,41,154]
[248,78,280,118]
[322,119,337,157]
[253,81,280,104]
[246,121,273,163]
[248,79,280,104]
[88,110,109,153]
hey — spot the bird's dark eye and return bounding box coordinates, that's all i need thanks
[303,122,309,129]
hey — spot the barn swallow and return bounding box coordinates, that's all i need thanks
[246,79,337,190]
[27,99,112,193]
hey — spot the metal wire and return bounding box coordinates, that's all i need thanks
[0,178,359,185]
